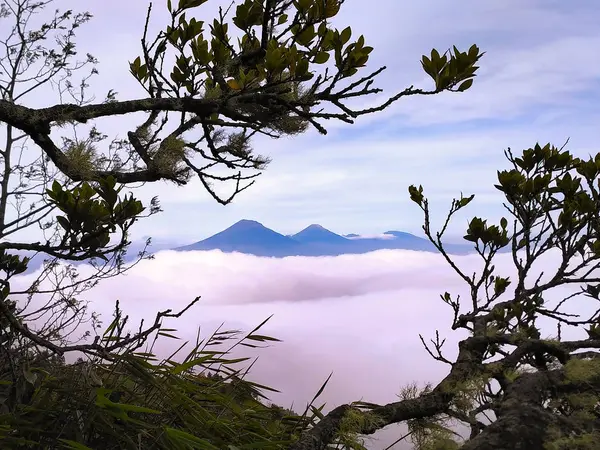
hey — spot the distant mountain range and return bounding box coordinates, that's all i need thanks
[174,220,474,256]
[14,220,476,274]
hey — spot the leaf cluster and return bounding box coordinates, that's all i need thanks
[0,309,315,450]
[45,177,144,259]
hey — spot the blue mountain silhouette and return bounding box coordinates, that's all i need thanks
[175,220,474,256]
[175,219,302,257]
[17,220,476,274]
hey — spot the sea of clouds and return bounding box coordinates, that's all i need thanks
[11,248,592,448]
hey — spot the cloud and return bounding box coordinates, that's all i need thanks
[346,234,397,240]
[12,248,592,448]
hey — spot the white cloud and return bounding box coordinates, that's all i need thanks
[347,234,397,240]
[12,248,591,448]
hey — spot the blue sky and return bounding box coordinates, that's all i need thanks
[35,0,600,245]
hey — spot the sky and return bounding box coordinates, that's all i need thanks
[22,0,600,246]
[5,1,600,448]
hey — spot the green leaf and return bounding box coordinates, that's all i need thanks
[457,78,473,92]
[297,0,312,12]
[246,334,281,342]
[59,440,94,450]
[114,403,162,414]
[458,194,474,208]
[313,372,332,401]
[56,216,70,231]
[158,332,181,339]
[179,0,208,10]
[296,58,309,76]
[165,427,219,449]
[313,52,330,64]
[170,355,214,374]
[340,26,351,45]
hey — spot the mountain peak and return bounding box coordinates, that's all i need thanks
[292,224,347,243]
[175,219,299,256]
[173,221,474,257]
[229,219,265,230]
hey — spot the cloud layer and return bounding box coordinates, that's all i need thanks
[12,247,591,448]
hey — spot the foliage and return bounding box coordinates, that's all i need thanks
[0,313,308,449]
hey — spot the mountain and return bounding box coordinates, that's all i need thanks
[11,221,475,275]
[175,219,302,257]
[292,224,348,244]
[174,220,474,257]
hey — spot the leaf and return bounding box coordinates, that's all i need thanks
[102,316,119,337]
[114,403,162,414]
[220,357,251,364]
[458,194,474,207]
[56,215,70,231]
[59,440,94,450]
[457,78,473,92]
[325,0,341,18]
[246,334,281,342]
[179,0,208,10]
[314,52,330,64]
[297,0,312,11]
[158,332,181,339]
[226,79,242,90]
[296,58,309,76]
[164,427,219,449]
[170,355,214,374]
[340,26,351,45]
[312,372,333,402]
[310,404,325,419]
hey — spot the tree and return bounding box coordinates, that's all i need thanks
[0,0,483,448]
[290,143,600,450]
